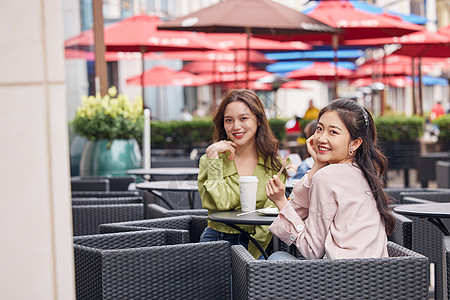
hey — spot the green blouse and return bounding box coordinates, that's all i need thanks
[198,153,286,258]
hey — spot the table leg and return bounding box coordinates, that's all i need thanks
[188,191,195,209]
[225,223,269,260]
[427,217,450,235]
[150,190,175,210]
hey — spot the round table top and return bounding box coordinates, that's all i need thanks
[208,210,277,226]
[127,167,199,176]
[393,202,450,219]
[136,180,199,191]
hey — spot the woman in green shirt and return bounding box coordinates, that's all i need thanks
[198,89,287,258]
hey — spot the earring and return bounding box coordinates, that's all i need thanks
[348,147,354,156]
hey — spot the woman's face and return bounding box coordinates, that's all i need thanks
[223,101,258,148]
[313,111,354,164]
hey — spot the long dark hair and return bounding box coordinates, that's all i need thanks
[318,98,395,234]
[212,89,283,174]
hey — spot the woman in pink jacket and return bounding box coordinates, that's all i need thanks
[266,98,394,259]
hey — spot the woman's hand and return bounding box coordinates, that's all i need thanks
[266,175,288,210]
[305,136,327,185]
[206,140,237,160]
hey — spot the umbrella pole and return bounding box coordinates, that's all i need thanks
[234,49,238,85]
[332,34,339,99]
[411,58,417,115]
[93,0,108,96]
[418,58,423,116]
[140,46,146,105]
[246,27,251,89]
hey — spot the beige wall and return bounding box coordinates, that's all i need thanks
[0,0,75,299]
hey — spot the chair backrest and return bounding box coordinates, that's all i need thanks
[72,196,143,206]
[71,178,110,192]
[385,187,446,204]
[400,190,450,203]
[231,242,429,300]
[400,196,447,300]
[72,190,141,198]
[388,212,413,249]
[146,203,207,219]
[74,230,231,300]
[72,204,144,236]
[437,161,450,188]
[99,215,208,242]
[443,236,450,300]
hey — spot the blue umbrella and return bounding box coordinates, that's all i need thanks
[267,61,356,74]
[265,49,364,61]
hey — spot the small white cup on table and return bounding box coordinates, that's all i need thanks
[238,176,259,212]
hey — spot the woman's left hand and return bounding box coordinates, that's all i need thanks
[266,175,288,210]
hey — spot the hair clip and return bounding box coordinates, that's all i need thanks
[362,109,369,127]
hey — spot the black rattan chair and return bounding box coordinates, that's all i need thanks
[71,177,110,192]
[99,215,207,243]
[72,204,144,236]
[401,196,450,300]
[443,236,450,300]
[231,242,428,300]
[72,191,141,198]
[146,203,207,218]
[72,196,143,206]
[74,230,231,300]
[388,212,413,249]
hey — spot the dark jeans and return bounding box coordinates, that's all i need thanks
[199,227,249,249]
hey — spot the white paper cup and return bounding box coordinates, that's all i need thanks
[238,176,259,212]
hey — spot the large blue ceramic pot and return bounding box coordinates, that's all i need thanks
[79,139,142,176]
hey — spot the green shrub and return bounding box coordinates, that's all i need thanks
[150,118,287,149]
[71,87,144,141]
[433,114,450,140]
[374,115,424,142]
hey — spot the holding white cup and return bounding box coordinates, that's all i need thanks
[238,176,259,212]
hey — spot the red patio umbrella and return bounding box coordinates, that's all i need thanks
[263,0,423,44]
[157,0,338,92]
[182,61,260,74]
[287,62,353,81]
[126,66,211,120]
[65,14,218,100]
[280,80,310,90]
[143,49,273,63]
[126,66,210,87]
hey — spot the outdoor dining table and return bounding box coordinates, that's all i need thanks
[209,210,278,260]
[127,167,199,181]
[135,178,295,210]
[393,202,450,235]
[136,180,199,209]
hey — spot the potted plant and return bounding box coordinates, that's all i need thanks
[375,115,424,187]
[71,87,144,176]
[433,114,450,151]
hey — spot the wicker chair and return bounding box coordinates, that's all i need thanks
[74,230,231,300]
[401,196,450,300]
[399,190,450,203]
[72,190,142,198]
[443,236,450,300]
[388,212,413,249]
[71,177,110,192]
[384,187,446,204]
[72,196,143,206]
[231,242,429,300]
[146,203,207,218]
[72,204,144,236]
[99,215,208,243]
[437,161,450,188]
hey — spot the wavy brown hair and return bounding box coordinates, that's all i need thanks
[318,98,395,235]
[212,89,284,174]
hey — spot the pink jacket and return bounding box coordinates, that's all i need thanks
[269,163,388,259]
